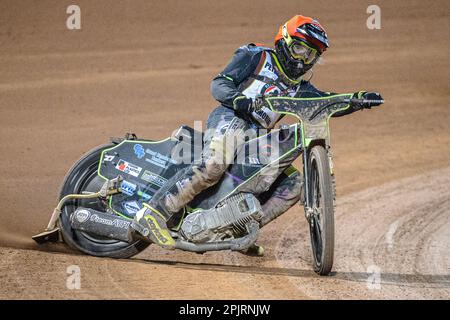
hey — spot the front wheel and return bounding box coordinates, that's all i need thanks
[58,144,150,258]
[305,145,335,275]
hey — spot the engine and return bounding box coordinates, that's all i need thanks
[180,193,263,243]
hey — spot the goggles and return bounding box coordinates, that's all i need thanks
[288,40,320,64]
[282,24,320,65]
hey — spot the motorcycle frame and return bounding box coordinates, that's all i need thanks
[265,94,354,212]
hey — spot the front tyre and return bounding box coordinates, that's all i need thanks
[58,144,150,258]
[306,145,335,275]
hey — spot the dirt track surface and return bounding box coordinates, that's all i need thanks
[0,0,449,299]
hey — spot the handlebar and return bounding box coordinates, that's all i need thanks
[263,95,384,122]
[308,97,384,121]
[343,98,385,105]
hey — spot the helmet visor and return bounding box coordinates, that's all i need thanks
[288,40,319,65]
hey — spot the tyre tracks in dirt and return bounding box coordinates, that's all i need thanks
[0,167,448,299]
[276,167,450,299]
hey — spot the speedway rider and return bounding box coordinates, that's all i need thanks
[131,15,383,250]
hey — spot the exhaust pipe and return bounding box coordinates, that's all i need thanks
[70,207,133,243]
[71,208,260,253]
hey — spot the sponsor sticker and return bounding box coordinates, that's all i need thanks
[122,200,141,215]
[137,190,152,201]
[141,170,167,188]
[264,61,274,72]
[75,209,90,223]
[133,144,145,159]
[90,214,130,229]
[120,180,137,196]
[263,84,280,96]
[115,159,142,177]
[144,148,177,169]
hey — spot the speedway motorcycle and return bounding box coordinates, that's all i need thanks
[33,94,383,276]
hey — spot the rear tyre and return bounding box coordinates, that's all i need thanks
[306,145,335,275]
[58,144,150,258]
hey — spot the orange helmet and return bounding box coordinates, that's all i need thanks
[274,15,329,79]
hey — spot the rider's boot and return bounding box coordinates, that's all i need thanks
[130,159,230,248]
[131,203,176,249]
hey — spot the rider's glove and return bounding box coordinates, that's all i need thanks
[232,95,278,128]
[363,91,384,108]
[352,91,384,109]
[250,96,281,129]
[233,95,255,116]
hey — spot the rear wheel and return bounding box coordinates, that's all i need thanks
[58,144,150,258]
[306,145,335,275]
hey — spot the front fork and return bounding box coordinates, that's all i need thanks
[301,143,334,222]
[302,147,314,222]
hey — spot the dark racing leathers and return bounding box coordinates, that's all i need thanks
[134,44,358,247]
